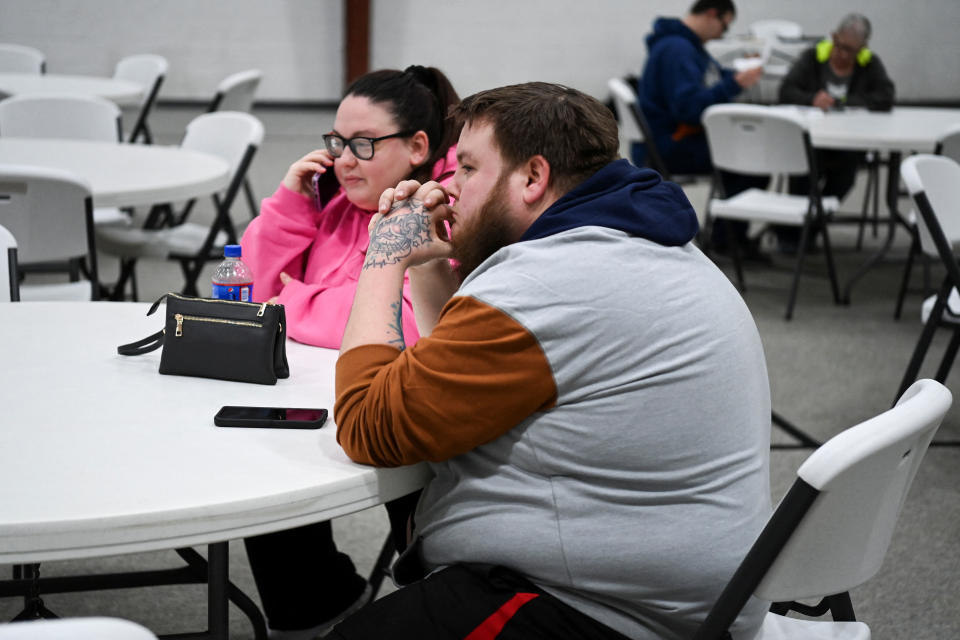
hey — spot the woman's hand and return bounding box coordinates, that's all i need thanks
[282,149,334,198]
[267,272,297,304]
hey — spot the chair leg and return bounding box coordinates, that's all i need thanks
[819,222,841,304]
[894,232,919,320]
[784,222,813,320]
[934,327,960,384]
[855,162,875,250]
[367,534,396,598]
[825,592,857,622]
[243,177,259,219]
[727,222,746,292]
[895,279,951,403]
[179,258,203,297]
[110,258,138,301]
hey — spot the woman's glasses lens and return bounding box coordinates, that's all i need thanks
[323,134,376,160]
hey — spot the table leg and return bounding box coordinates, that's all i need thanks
[207,542,229,640]
[841,151,905,304]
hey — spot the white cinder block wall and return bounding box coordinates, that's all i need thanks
[0,0,957,103]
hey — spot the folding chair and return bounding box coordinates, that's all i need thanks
[895,154,960,400]
[0,617,158,640]
[894,124,960,319]
[0,43,45,74]
[114,54,167,144]
[97,111,264,299]
[0,222,18,302]
[703,104,841,319]
[207,69,263,218]
[0,93,129,227]
[0,164,98,301]
[694,378,951,640]
[608,76,687,182]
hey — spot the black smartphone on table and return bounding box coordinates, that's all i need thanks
[214,406,328,429]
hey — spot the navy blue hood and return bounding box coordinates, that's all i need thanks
[519,159,699,246]
[646,17,704,54]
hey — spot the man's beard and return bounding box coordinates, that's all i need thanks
[450,173,516,280]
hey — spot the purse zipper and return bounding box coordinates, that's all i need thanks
[174,313,263,337]
[166,292,274,317]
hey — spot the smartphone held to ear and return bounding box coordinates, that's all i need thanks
[312,169,340,210]
[215,406,328,429]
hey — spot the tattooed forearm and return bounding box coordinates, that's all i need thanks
[387,299,405,351]
[364,198,432,270]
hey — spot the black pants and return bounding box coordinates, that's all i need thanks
[244,491,421,630]
[328,564,630,640]
[776,150,864,249]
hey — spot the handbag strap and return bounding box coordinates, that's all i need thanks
[117,329,165,356]
[117,293,169,356]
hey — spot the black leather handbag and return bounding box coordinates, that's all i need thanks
[118,292,290,385]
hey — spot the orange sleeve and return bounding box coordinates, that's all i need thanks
[334,295,558,467]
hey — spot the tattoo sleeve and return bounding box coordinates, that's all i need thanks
[387,297,405,351]
[364,198,432,270]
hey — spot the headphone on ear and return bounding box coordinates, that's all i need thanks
[816,39,872,66]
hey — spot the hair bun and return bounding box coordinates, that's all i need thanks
[404,65,435,90]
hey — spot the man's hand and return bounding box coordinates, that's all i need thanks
[364,180,453,271]
[734,66,764,89]
[812,90,836,111]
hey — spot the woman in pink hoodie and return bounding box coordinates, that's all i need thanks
[241,66,459,348]
[240,66,460,639]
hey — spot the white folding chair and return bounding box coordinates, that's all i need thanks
[694,378,951,640]
[114,54,167,143]
[207,69,263,218]
[703,104,841,319]
[0,43,45,74]
[0,222,18,302]
[208,69,262,113]
[0,617,158,639]
[895,124,960,318]
[0,164,98,301]
[748,19,803,41]
[896,155,960,400]
[97,111,264,299]
[0,93,128,227]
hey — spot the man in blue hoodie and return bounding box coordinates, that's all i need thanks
[329,82,771,640]
[639,0,767,252]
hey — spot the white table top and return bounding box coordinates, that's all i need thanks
[763,105,960,153]
[0,138,230,208]
[0,73,144,105]
[0,302,431,563]
[808,106,960,153]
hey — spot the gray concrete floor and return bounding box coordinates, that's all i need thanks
[2,104,958,638]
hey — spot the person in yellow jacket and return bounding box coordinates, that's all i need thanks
[776,13,895,253]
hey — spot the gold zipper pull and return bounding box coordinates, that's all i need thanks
[257,302,267,317]
[175,313,184,337]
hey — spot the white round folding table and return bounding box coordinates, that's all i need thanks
[0,73,143,105]
[0,302,431,638]
[0,138,231,208]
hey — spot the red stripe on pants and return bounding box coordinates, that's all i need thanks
[464,592,540,640]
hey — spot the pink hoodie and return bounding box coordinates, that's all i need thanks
[241,147,457,349]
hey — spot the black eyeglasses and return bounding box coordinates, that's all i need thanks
[322,131,415,160]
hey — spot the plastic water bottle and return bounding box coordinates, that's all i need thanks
[211,245,254,302]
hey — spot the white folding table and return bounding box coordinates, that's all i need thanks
[0,302,431,638]
[0,73,143,106]
[0,138,231,209]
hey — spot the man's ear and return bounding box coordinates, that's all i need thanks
[520,155,551,205]
[408,130,430,166]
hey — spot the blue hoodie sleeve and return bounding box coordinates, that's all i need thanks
[659,39,741,124]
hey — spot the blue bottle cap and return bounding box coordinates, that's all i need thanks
[224,244,242,258]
